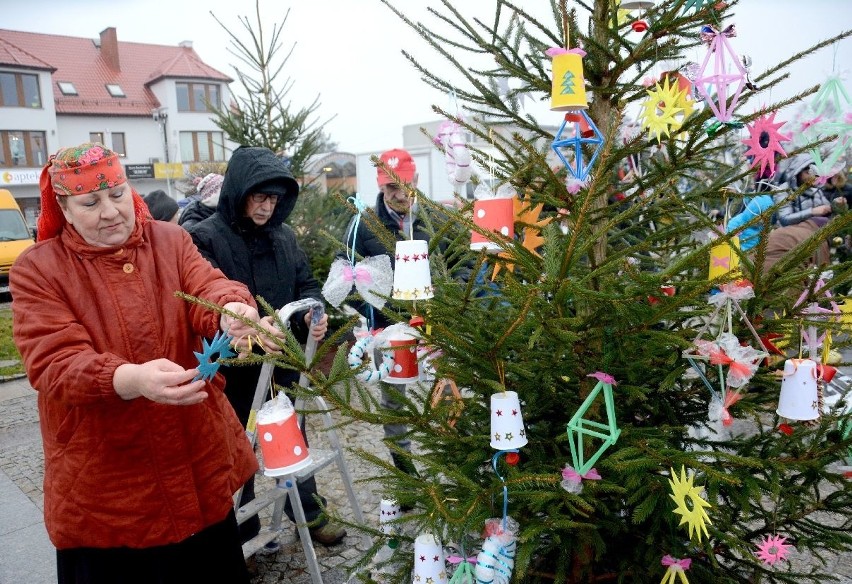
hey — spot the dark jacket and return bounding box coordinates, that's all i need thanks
[189,146,321,409]
[344,193,431,329]
[179,199,216,230]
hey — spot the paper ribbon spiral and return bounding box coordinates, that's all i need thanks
[475,518,517,584]
[322,255,393,309]
[347,334,394,384]
[435,120,473,189]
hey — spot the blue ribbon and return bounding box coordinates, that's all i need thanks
[491,449,518,531]
[346,194,367,267]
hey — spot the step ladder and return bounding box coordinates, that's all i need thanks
[234,299,366,584]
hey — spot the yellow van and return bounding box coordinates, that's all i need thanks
[0,189,35,293]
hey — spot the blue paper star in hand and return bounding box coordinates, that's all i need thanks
[193,330,236,381]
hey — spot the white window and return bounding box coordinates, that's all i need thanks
[105,84,125,98]
[57,82,77,96]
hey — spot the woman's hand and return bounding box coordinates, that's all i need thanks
[813,205,832,217]
[113,360,208,405]
[304,309,328,342]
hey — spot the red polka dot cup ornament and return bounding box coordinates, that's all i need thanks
[490,390,528,450]
[413,532,449,584]
[777,358,819,421]
[381,323,420,385]
[392,239,433,301]
[255,395,312,476]
[470,183,516,253]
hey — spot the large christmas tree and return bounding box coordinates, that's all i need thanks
[226,1,852,582]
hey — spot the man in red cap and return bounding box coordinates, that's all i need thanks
[344,148,426,484]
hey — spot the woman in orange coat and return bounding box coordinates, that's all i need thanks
[10,143,277,584]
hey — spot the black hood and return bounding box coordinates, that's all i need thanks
[218,146,299,228]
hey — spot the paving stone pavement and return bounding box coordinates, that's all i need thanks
[3,370,852,583]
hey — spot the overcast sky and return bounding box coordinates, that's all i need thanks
[5,0,851,154]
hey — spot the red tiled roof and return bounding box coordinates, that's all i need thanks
[0,37,55,72]
[0,29,232,117]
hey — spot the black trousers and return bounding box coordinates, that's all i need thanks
[56,510,249,584]
[223,364,327,543]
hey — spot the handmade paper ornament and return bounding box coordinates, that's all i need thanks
[193,330,235,382]
[640,76,688,142]
[811,75,851,120]
[381,323,420,385]
[682,0,710,12]
[490,391,528,450]
[347,330,395,385]
[708,236,740,281]
[475,517,518,584]
[551,109,604,183]
[668,466,712,543]
[413,533,449,584]
[565,372,621,476]
[470,183,516,252]
[392,239,433,300]
[692,332,764,389]
[379,498,401,536]
[435,120,474,191]
[322,255,393,309]
[777,358,820,421]
[431,377,465,428]
[490,192,552,280]
[546,47,588,111]
[742,111,792,178]
[561,465,601,494]
[755,534,792,566]
[256,394,312,476]
[660,555,691,584]
[694,24,747,122]
[447,552,477,584]
[620,0,656,33]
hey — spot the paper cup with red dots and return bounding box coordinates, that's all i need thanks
[256,396,312,476]
[490,390,528,450]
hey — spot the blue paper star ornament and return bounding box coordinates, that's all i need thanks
[193,330,236,382]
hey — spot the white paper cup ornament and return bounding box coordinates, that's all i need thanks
[379,498,401,536]
[490,391,528,450]
[470,183,516,253]
[392,239,433,300]
[413,533,448,584]
[256,395,312,476]
[382,323,419,385]
[777,358,820,421]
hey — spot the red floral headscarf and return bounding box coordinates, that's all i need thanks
[37,142,149,241]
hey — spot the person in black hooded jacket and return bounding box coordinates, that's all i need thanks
[188,146,346,548]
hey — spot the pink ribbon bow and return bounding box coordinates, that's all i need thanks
[562,466,602,484]
[545,47,588,58]
[446,555,478,565]
[342,265,373,285]
[661,555,692,570]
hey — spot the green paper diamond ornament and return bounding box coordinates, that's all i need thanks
[566,373,621,475]
[812,75,851,119]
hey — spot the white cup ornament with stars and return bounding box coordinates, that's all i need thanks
[490,391,528,450]
[392,239,433,300]
[412,532,448,584]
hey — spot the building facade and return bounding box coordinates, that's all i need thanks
[0,27,235,225]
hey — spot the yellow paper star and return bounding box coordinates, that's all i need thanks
[640,77,688,143]
[668,466,712,542]
[492,193,552,280]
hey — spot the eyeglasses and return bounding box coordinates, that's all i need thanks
[249,193,279,204]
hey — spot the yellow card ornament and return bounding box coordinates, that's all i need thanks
[668,466,712,542]
[547,47,588,111]
[708,236,740,281]
[640,76,688,142]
